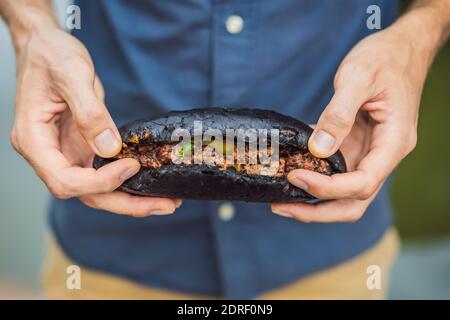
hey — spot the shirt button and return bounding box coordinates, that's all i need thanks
[218,202,235,221]
[225,15,244,34]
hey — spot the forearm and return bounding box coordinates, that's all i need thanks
[391,0,450,69]
[409,0,450,43]
[0,0,59,51]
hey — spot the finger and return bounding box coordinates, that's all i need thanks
[287,169,377,201]
[309,79,373,158]
[357,123,407,175]
[272,198,370,223]
[80,192,182,217]
[290,124,399,200]
[59,71,121,158]
[56,158,142,197]
[21,124,140,198]
[271,182,381,223]
[271,183,381,223]
[288,150,392,201]
[45,157,141,199]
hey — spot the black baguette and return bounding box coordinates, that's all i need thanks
[93,108,346,202]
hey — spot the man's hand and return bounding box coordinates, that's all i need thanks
[272,1,450,222]
[2,1,181,217]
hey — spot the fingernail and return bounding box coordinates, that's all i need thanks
[272,206,293,218]
[150,209,175,215]
[174,199,183,208]
[290,174,309,191]
[120,164,140,181]
[95,129,120,156]
[312,130,335,155]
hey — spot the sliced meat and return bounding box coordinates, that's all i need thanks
[286,151,332,175]
[114,142,332,176]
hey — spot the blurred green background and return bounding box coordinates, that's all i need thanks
[0,0,449,299]
[391,41,450,239]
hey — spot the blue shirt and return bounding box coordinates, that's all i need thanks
[50,0,398,299]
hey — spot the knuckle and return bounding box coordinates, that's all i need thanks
[355,180,377,200]
[323,108,353,130]
[334,63,355,86]
[75,108,105,131]
[344,211,364,222]
[132,210,150,218]
[80,196,98,209]
[355,189,373,201]
[290,211,312,223]
[47,179,72,200]
[355,190,371,201]
[294,215,311,223]
[9,129,21,153]
[299,217,312,223]
[335,62,371,86]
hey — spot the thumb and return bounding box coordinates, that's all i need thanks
[65,77,122,158]
[94,75,105,102]
[309,87,368,158]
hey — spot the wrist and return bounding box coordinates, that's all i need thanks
[390,6,448,68]
[8,7,59,53]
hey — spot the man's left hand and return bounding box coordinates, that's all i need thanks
[272,5,449,222]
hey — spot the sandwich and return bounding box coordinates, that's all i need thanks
[93,108,346,202]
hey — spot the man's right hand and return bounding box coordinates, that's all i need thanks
[6,13,181,216]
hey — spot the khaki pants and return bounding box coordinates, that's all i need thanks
[42,229,399,300]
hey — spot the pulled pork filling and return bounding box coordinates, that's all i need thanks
[115,142,332,177]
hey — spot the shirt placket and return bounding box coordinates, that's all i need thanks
[209,0,260,299]
[211,0,258,106]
